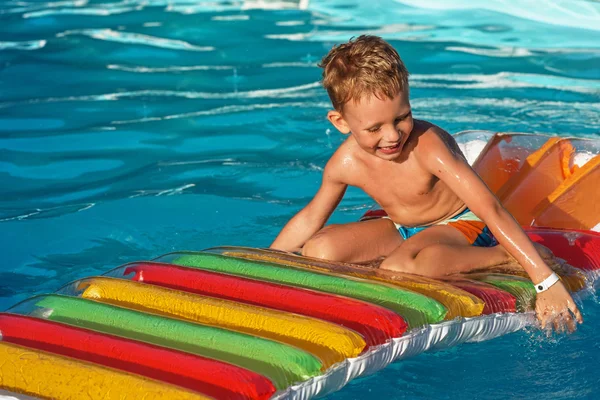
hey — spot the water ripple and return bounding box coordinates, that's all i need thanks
[107,64,236,72]
[167,0,306,14]
[211,15,250,21]
[412,72,600,94]
[23,5,135,18]
[0,40,46,51]
[0,0,87,15]
[393,0,600,32]
[56,29,215,52]
[0,2,599,399]
[265,23,436,41]
[446,46,534,58]
[129,183,196,198]
[0,83,323,109]
[111,101,329,124]
[0,203,94,222]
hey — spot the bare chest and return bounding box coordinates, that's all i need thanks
[351,160,439,208]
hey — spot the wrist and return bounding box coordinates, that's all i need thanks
[533,272,560,294]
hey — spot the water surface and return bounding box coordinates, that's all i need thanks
[1,0,599,398]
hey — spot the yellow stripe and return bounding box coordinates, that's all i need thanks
[452,261,587,293]
[0,342,208,400]
[77,277,366,368]
[222,250,485,320]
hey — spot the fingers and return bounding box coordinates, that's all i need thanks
[536,306,581,334]
[569,303,584,324]
[536,303,553,330]
[564,313,577,333]
[540,315,547,330]
[538,308,554,332]
[552,317,562,335]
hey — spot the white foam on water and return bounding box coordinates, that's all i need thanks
[107,64,235,72]
[446,46,533,58]
[0,40,46,51]
[23,6,134,18]
[211,15,251,21]
[56,29,214,52]
[276,20,306,26]
[410,72,600,95]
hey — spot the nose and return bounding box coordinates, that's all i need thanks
[384,125,400,143]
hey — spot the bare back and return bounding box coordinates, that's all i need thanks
[328,120,467,227]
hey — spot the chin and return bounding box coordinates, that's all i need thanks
[376,147,403,160]
[378,154,402,161]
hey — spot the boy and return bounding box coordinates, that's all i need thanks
[270,35,582,333]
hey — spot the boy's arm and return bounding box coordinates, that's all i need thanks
[418,129,583,332]
[270,162,347,253]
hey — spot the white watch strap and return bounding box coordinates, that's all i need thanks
[534,272,560,293]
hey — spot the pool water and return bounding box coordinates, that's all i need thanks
[1,0,599,398]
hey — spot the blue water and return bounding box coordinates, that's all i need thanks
[1,0,600,398]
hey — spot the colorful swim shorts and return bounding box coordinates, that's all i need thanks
[383,208,496,247]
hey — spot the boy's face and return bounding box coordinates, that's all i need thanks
[328,90,413,161]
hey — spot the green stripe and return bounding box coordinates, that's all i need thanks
[10,295,322,390]
[473,274,536,312]
[159,252,447,328]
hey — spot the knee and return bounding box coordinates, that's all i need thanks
[414,245,450,277]
[380,246,445,277]
[302,225,342,261]
[380,252,419,275]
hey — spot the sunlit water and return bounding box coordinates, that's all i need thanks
[1,0,600,398]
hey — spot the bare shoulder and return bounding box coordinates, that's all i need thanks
[323,137,356,184]
[411,120,465,162]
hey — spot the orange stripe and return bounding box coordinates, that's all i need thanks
[524,137,561,166]
[558,140,576,179]
[448,220,487,244]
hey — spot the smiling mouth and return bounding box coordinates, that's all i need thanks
[377,142,401,154]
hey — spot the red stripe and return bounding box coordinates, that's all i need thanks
[449,281,517,314]
[0,314,275,400]
[111,262,407,347]
[360,209,389,221]
[360,210,599,273]
[526,227,600,271]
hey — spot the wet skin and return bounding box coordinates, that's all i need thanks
[271,90,583,333]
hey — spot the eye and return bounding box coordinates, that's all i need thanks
[367,126,381,133]
[395,112,412,124]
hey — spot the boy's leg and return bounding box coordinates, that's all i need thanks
[379,225,516,277]
[302,218,403,263]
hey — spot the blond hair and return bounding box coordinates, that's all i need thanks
[319,35,409,111]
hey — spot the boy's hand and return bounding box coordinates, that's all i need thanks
[535,281,583,334]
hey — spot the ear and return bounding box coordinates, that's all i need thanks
[327,110,351,135]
